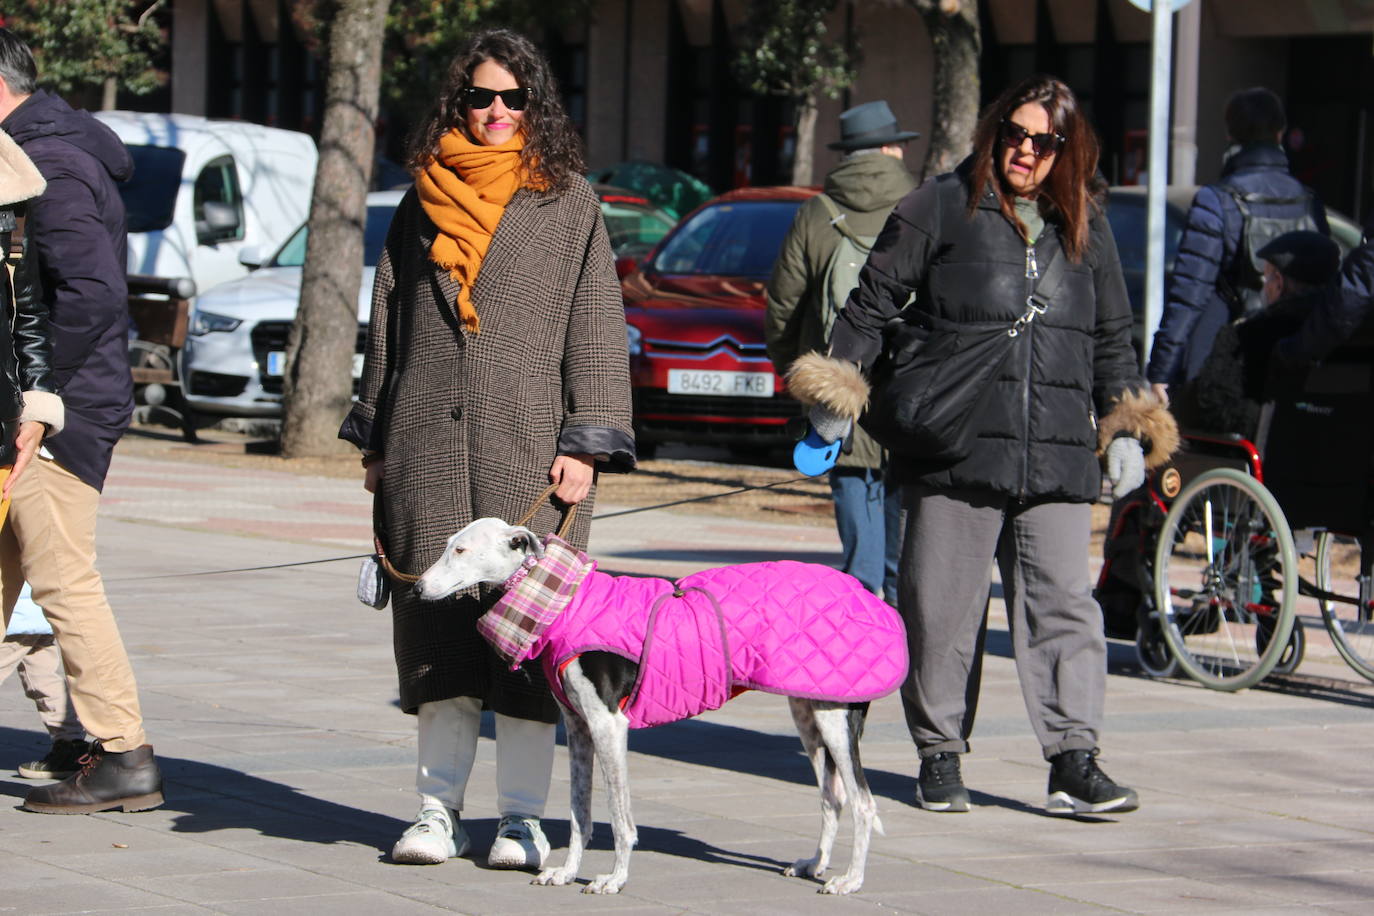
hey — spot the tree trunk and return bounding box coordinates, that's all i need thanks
[790,93,819,186]
[915,0,980,179]
[280,0,389,458]
[102,76,117,111]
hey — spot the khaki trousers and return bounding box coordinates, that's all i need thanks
[0,635,85,741]
[0,456,146,751]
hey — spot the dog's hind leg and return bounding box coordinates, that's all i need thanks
[784,698,845,883]
[559,661,636,895]
[532,699,592,888]
[813,702,877,895]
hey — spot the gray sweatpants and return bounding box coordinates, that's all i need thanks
[898,485,1105,761]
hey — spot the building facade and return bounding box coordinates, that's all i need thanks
[141,1,1374,221]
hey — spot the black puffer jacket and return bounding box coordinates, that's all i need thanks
[829,160,1143,503]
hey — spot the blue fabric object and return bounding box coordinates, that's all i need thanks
[1147,144,1328,386]
[830,468,901,603]
[4,584,52,636]
[793,427,842,477]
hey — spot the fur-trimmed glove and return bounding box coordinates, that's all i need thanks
[808,403,852,444]
[1104,436,1146,499]
[1097,387,1180,472]
[784,352,871,477]
[784,352,870,424]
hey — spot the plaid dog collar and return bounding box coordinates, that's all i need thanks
[501,554,541,592]
[477,535,596,668]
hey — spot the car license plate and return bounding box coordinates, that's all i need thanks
[667,369,773,397]
[266,351,365,378]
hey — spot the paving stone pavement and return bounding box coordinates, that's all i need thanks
[2,447,1374,914]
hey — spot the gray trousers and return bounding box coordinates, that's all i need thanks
[898,485,1105,760]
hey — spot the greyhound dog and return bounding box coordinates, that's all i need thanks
[414,517,907,896]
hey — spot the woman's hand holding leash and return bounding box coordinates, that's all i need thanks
[3,420,45,500]
[550,453,594,504]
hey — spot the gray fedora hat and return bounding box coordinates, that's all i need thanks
[828,100,920,151]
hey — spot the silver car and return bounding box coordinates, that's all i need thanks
[179,191,403,417]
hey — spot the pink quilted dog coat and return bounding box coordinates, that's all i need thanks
[478,537,908,729]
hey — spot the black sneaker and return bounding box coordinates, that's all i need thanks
[916,752,970,812]
[1046,749,1138,815]
[17,739,90,780]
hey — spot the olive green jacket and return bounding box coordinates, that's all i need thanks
[765,151,917,469]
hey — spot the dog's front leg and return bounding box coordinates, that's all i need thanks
[560,664,635,894]
[533,699,592,888]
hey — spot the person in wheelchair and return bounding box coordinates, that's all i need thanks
[1171,230,1340,441]
[1098,232,1339,665]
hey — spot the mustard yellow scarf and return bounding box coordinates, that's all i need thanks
[416,128,535,334]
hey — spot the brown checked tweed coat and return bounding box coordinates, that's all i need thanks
[340,176,635,721]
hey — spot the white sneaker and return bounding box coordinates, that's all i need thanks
[391,807,469,865]
[487,815,549,870]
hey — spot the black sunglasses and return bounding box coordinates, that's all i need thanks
[461,86,534,111]
[999,120,1065,159]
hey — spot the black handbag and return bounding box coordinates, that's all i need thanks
[861,241,1069,462]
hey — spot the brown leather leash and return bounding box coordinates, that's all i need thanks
[374,482,577,584]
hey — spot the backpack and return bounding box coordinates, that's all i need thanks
[816,193,876,343]
[1219,186,1319,318]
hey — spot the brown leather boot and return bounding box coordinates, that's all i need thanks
[22,743,164,814]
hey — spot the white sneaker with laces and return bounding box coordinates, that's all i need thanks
[487,814,549,870]
[391,807,469,865]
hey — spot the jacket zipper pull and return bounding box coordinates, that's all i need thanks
[1025,246,1039,279]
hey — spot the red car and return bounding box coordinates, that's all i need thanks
[621,186,819,456]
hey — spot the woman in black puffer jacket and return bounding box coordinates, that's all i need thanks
[1,128,60,520]
[791,75,1177,817]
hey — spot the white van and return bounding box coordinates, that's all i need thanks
[94,111,318,297]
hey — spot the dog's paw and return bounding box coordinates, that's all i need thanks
[820,873,863,895]
[532,867,576,887]
[783,856,824,879]
[583,873,625,895]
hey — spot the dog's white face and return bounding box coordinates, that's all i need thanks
[413,517,543,601]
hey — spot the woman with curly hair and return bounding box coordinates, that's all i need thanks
[340,28,634,868]
[793,75,1176,817]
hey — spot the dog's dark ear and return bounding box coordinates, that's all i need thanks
[506,526,544,558]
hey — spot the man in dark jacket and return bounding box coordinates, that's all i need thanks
[0,28,163,814]
[1,125,91,783]
[765,101,918,602]
[1147,87,1328,400]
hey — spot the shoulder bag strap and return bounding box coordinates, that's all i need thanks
[817,193,873,253]
[1009,237,1067,337]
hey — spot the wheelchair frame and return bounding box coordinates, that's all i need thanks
[1097,426,1374,691]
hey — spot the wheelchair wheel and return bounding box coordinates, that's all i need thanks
[1316,531,1374,682]
[1152,468,1298,690]
[1134,618,1180,679]
[1257,613,1305,676]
